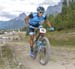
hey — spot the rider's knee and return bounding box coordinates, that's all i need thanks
[29,32,35,35]
[30,35,34,41]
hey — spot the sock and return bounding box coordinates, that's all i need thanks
[30,46,33,52]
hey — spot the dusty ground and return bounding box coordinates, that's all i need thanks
[12,42,75,69]
[0,31,75,69]
[0,42,75,69]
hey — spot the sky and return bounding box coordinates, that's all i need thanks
[0,0,61,21]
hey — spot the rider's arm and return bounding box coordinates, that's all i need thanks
[45,16,55,31]
[44,16,52,27]
[46,19,52,27]
[24,16,29,26]
[24,13,33,26]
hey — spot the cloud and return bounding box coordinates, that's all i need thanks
[0,11,16,18]
[0,0,62,21]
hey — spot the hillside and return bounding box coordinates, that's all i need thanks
[0,13,26,30]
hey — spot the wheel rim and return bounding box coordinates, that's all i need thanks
[38,37,51,65]
[38,48,47,65]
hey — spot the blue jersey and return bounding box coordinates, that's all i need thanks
[29,12,47,27]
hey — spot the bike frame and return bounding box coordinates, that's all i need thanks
[34,27,46,42]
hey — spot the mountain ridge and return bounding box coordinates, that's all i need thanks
[0,3,63,30]
[0,13,26,30]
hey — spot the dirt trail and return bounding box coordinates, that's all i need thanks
[13,43,75,69]
[0,32,75,69]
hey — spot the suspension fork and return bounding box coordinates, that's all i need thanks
[35,33,45,42]
[35,33,40,42]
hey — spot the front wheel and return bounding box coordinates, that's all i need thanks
[38,37,51,65]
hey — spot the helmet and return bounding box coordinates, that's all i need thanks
[37,6,45,13]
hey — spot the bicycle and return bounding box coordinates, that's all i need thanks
[31,26,51,65]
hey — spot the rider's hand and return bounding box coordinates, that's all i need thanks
[49,27,55,32]
[38,25,43,29]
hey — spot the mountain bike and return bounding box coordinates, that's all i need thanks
[32,26,51,65]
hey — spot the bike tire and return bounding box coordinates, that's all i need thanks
[38,37,51,65]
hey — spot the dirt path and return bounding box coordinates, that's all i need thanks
[0,31,75,69]
[12,43,75,69]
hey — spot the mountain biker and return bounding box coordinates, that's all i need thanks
[24,6,54,57]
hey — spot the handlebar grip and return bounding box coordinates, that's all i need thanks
[49,27,55,32]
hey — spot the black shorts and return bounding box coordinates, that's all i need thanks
[29,24,39,35]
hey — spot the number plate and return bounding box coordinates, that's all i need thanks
[39,28,46,33]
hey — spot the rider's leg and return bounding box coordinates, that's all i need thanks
[29,28,35,53]
[29,34,35,52]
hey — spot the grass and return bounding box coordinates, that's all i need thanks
[50,38,75,46]
[0,44,18,69]
[46,29,75,47]
[0,43,28,69]
[0,44,14,68]
[18,29,75,47]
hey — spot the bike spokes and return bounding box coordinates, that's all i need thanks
[38,47,48,65]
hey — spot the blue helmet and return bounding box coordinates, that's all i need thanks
[37,6,45,13]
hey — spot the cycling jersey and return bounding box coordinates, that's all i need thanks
[29,12,47,27]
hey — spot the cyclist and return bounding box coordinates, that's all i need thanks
[24,6,54,57]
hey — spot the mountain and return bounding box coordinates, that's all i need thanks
[0,13,26,30]
[0,2,63,30]
[46,2,62,16]
[15,13,26,20]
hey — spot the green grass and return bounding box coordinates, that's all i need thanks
[18,29,75,47]
[46,29,75,47]
[50,38,75,46]
[0,44,18,69]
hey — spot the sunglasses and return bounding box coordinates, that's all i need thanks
[39,12,43,13]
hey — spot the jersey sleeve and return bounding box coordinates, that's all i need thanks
[44,15,47,20]
[28,13,33,18]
